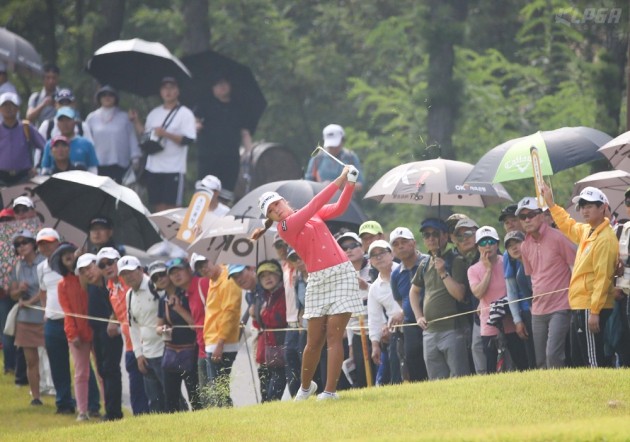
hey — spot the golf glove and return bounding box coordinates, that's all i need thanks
[347,166,359,183]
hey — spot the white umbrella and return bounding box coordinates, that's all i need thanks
[566,169,630,219]
[148,207,220,249]
[188,216,276,266]
[597,131,630,172]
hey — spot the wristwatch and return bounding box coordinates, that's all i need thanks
[440,272,450,280]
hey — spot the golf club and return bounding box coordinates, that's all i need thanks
[310,145,347,167]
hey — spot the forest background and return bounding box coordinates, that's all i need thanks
[2,0,628,230]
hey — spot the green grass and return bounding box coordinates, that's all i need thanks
[2,363,630,441]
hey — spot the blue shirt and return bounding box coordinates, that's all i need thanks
[40,135,99,171]
[304,147,364,185]
[391,254,424,323]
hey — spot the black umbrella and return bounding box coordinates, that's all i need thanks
[0,27,43,75]
[34,171,162,250]
[181,50,266,134]
[86,38,191,97]
[228,180,367,232]
[465,127,612,184]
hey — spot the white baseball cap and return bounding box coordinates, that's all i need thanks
[336,232,362,245]
[147,260,167,277]
[96,247,121,262]
[389,227,415,243]
[36,227,60,243]
[13,196,34,209]
[190,252,208,271]
[76,253,97,270]
[475,226,500,243]
[454,218,479,232]
[571,186,609,206]
[258,191,284,217]
[0,92,20,106]
[195,175,222,193]
[515,197,544,216]
[117,255,142,275]
[368,239,392,257]
[322,124,345,148]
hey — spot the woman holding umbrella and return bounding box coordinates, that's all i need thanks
[252,165,362,400]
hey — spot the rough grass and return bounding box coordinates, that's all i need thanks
[2,363,630,441]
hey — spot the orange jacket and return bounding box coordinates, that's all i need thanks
[58,274,93,343]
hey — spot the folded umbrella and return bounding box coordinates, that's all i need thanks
[34,171,161,250]
[86,38,191,97]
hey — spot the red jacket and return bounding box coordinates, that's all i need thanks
[58,274,93,343]
[252,285,287,364]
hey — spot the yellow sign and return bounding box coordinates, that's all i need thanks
[177,192,212,243]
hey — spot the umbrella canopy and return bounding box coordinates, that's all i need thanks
[465,127,612,184]
[148,207,220,248]
[364,159,512,207]
[1,177,86,246]
[597,131,630,172]
[0,27,43,75]
[228,180,368,231]
[34,171,161,250]
[181,50,266,134]
[565,169,630,219]
[86,39,191,97]
[188,216,275,266]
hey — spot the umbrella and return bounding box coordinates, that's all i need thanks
[364,159,512,207]
[565,169,630,219]
[228,180,368,231]
[148,207,220,248]
[180,50,266,134]
[1,177,87,246]
[0,27,43,75]
[86,38,191,97]
[465,127,612,184]
[187,216,276,266]
[34,171,161,250]
[597,131,630,172]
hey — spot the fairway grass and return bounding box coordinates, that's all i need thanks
[3,367,630,441]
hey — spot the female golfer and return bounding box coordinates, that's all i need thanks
[252,165,362,400]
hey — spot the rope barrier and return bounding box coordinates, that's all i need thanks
[19,285,569,333]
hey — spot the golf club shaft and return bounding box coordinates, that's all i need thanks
[312,145,346,167]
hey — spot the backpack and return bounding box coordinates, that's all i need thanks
[127,280,161,325]
[44,118,83,140]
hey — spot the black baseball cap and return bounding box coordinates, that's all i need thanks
[498,204,518,222]
[89,216,113,230]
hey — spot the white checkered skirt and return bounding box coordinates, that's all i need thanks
[303,261,364,319]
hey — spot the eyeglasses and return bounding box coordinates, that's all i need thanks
[13,206,30,214]
[14,240,32,247]
[455,230,475,242]
[150,272,167,283]
[369,251,390,259]
[518,210,542,220]
[422,231,441,240]
[477,238,498,247]
[341,242,361,251]
[165,258,187,269]
[98,259,118,269]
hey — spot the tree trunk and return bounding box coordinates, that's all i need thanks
[42,0,58,64]
[182,0,210,55]
[424,0,468,160]
[91,0,126,52]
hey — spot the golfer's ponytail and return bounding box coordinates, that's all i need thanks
[251,218,274,241]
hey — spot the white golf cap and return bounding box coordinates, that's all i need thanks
[0,92,20,106]
[389,227,415,243]
[190,252,208,270]
[36,227,60,243]
[147,260,167,277]
[96,247,120,262]
[336,231,362,245]
[515,197,544,215]
[475,226,500,243]
[454,218,479,232]
[195,175,222,193]
[258,191,284,217]
[368,239,392,257]
[76,253,97,270]
[13,196,34,208]
[117,255,142,275]
[571,186,609,206]
[322,124,345,148]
